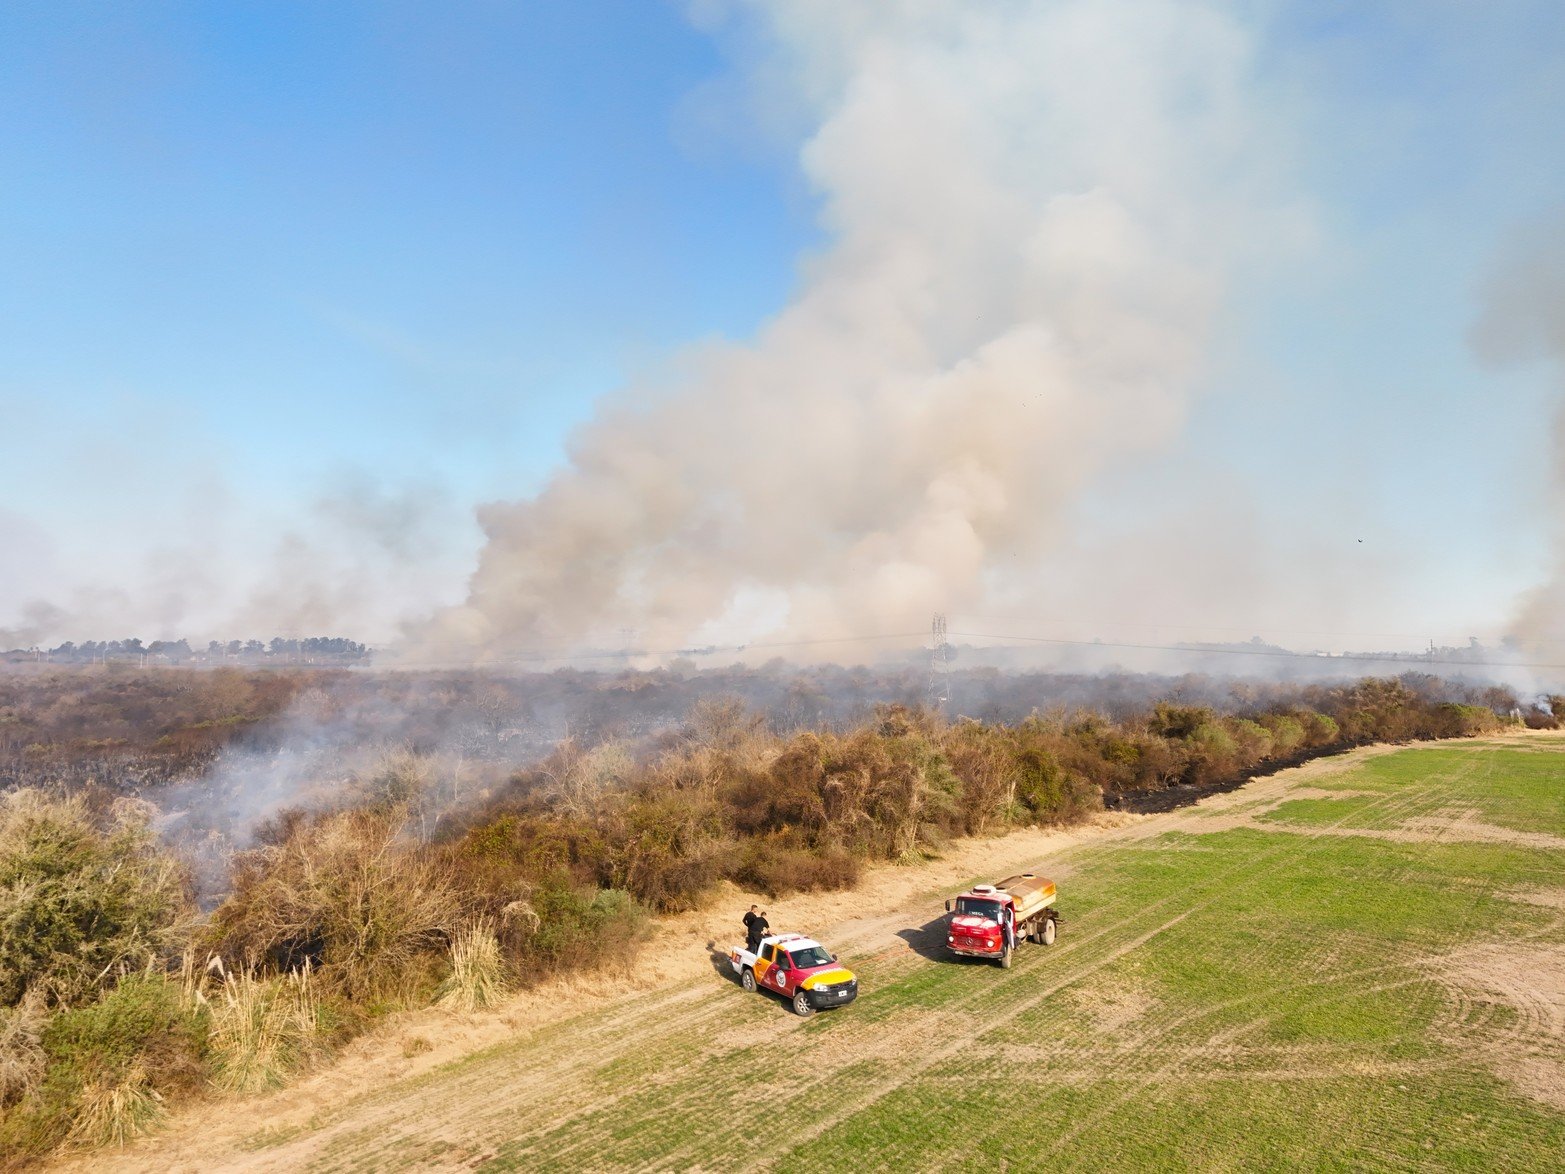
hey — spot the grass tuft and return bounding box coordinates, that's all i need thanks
[0,988,47,1108]
[207,968,319,1095]
[66,1061,165,1148]
[436,919,509,1013]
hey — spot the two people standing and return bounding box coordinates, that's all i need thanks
[743,904,769,952]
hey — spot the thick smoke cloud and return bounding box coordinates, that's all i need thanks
[413,0,1301,661]
[1472,206,1565,655]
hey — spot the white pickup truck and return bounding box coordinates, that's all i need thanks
[728,933,859,1017]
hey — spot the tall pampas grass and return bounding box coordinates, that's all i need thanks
[435,919,508,1013]
[206,965,319,1094]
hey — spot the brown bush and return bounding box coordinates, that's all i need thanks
[208,806,459,1003]
[518,884,646,980]
[0,990,45,1109]
[606,790,730,913]
[733,842,860,898]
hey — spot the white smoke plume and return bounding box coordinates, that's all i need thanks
[413,0,1304,660]
[1472,206,1565,656]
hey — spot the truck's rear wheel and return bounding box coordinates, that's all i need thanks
[792,990,814,1017]
[1042,917,1056,946]
[741,968,757,993]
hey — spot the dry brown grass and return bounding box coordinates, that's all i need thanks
[205,967,320,1095]
[211,804,460,1002]
[435,919,509,1013]
[0,988,46,1108]
[65,1061,165,1148]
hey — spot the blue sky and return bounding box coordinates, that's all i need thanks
[3,2,1564,652]
[2,2,807,497]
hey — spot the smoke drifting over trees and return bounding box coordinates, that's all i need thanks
[413,0,1304,660]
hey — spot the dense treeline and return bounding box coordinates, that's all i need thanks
[0,666,1555,1163]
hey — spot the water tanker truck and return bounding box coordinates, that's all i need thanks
[944,873,1059,968]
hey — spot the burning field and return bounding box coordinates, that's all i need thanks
[0,662,1559,1169]
[38,733,1565,1171]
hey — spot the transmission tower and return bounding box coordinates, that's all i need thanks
[928,612,950,710]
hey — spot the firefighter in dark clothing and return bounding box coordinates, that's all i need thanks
[743,905,769,952]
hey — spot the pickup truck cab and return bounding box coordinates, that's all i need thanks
[729,933,858,1016]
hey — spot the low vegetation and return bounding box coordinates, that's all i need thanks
[0,665,1544,1165]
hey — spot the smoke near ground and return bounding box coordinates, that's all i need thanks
[412,0,1305,661]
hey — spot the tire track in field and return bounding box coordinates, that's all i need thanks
[234,983,750,1172]
[745,780,1443,1169]
[641,777,1444,1170]
[1037,774,1456,1159]
[1032,749,1539,1165]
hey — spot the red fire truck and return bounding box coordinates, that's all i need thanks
[944,873,1059,968]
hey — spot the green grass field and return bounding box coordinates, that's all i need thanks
[230,738,1565,1172]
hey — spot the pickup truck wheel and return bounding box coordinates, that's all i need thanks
[792,990,815,1017]
[1042,918,1057,946]
[741,968,757,993]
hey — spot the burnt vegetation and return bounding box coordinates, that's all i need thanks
[0,660,1556,1163]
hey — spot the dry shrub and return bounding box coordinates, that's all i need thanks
[0,974,210,1159]
[355,747,432,808]
[435,919,509,1012]
[0,789,193,1009]
[66,1061,164,1148]
[205,968,319,1094]
[519,885,647,981]
[537,739,634,817]
[440,811,611,902]
[210,805,459,1003]
[942,724,1014,836]
[0,989,46,1108]
[401,1034,432,1058]
[734,843,860,898]
[610,791,730,913]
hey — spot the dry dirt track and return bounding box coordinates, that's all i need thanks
[51,735,1565,1172]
